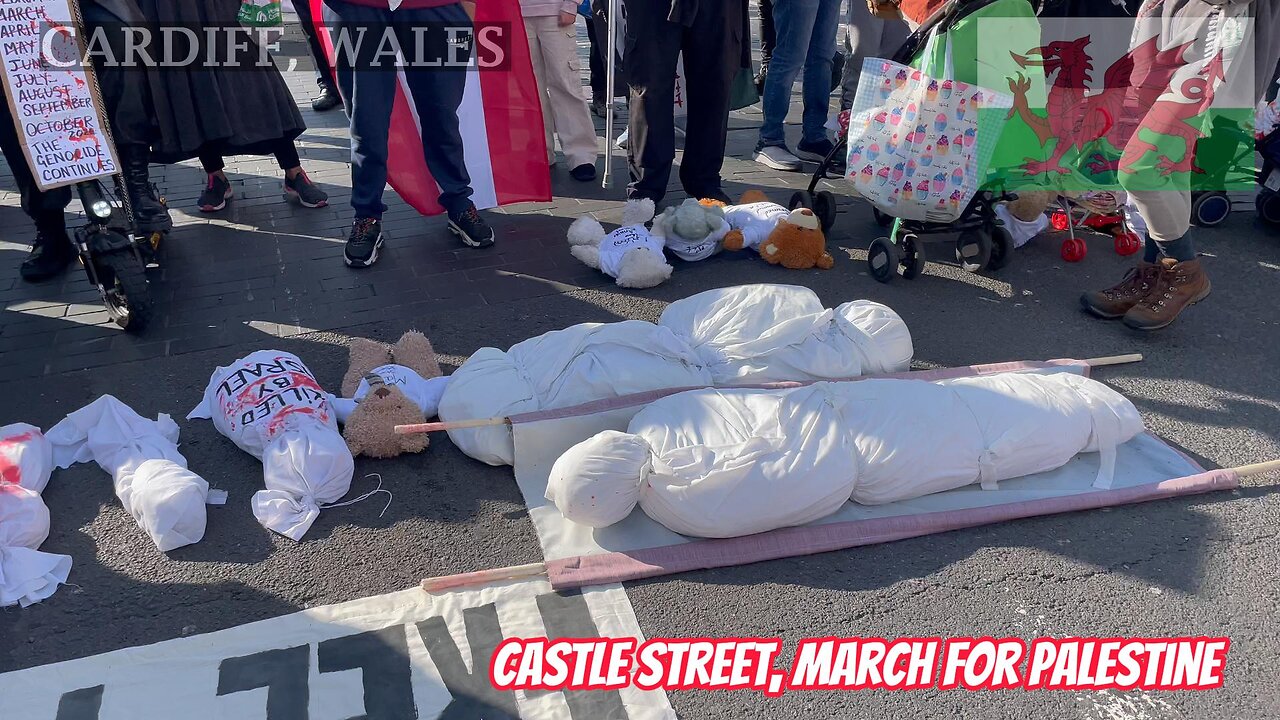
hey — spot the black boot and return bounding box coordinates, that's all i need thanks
[312,82,342,112]
[21,218,74,282]
[119,145,172,234]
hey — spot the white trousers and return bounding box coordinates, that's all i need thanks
[524,16,600,169]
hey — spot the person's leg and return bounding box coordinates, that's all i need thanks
[327,0,396,266]
[0,105,72,281]
[273,140,330,208]
[797,0,841,147]
[294,0,340,94]
[534,16,600,174]
[840,0,906,110]
[678,0,744,198]
[625,0,684,203]
[80,1,170,233]
[330,1,396,221]
[756,0,819,169]
[197,153,234,212]
[525,17,558,166]
[396,3,492,246]
[760,0,776,67]
[585,15,607,112]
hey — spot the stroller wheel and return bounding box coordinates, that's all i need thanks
[813,191,837,234]
[868,236,900,283]
[1257,190,1280,225]
[872,207,894,228]
[1190,192,1231,227]
[986,225,1014,271]
[789,190,816,212]
[900,233,926,279]
[955,228,993,273]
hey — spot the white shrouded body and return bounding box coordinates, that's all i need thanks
[47,395,210,552]
[0,425,70,607]
[546,373,1144,539]
[189,351,354,541]
[439,284,914,466]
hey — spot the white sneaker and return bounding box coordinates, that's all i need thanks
[754,145,803,172]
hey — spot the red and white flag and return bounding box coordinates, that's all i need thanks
[309,0,551,215]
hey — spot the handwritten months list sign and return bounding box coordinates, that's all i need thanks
[1,0,117,189]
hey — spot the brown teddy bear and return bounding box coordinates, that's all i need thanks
[722,190,835,270]
[337,332,445,459]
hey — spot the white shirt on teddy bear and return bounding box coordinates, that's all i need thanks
[598,225,667,278]
[663,218,731,262]
[723,202,790,251]
[331,364,451,423]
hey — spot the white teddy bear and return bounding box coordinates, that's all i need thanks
[567,198,673,289]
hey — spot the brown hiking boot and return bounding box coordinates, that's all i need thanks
[1079,261,1159,319]
[1123,258,1211,331]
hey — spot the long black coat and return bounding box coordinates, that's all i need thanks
[86,0,305,163]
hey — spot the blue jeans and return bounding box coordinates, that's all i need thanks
[325,1,473,219]
[758,0,842,149]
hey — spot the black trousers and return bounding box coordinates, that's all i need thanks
[1,105,72,239]
[81,1,155,149]
[295,0,338,90]
[760,0,775,65]
[624,0,744,202]
[200,140,302,174]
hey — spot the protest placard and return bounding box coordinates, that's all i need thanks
[0,0,117,190]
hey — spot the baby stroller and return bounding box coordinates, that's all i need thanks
[801,0,1033,282]
[1258,127,1280,225]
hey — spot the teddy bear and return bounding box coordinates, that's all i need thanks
[567,198,673,289]
[651,198,732,262]
[334,331,450,459]
[722,190,834,270]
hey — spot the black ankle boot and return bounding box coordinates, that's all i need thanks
[119,145,172,234]
[21,220,73,282]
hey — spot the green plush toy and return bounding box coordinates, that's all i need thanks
[653,198,732,262]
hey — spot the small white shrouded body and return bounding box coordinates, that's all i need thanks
[439,284,914,466]
[47,395,212,552]
[0,425,70,607]
[546,372,1143,539]
[189,351,353,541]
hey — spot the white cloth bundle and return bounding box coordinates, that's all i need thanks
[440,322,711,466]
[439,284,913,466]
[658,284,914,382]
[329,364,451,424]
[188,351,354,541]
[546,372,1143,538]
[0,424,70,607]
[46,396,210,552]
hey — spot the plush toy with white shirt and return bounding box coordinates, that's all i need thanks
[723,190,834,270]
[332,332,450,459]
[567,198,673,289]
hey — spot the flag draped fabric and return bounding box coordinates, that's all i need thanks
[310,0,551,215]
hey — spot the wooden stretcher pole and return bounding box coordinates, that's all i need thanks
[394,354,1147,436]
[1082,353,1144,367]
[421,562,547,593]
[394,417,509,435]
[1233,459,1280,477]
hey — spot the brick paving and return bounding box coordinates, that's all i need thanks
[0,13,836,380]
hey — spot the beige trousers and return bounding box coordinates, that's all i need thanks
[524,16,599,169]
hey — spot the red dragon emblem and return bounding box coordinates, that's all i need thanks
[1006,34,1221,179]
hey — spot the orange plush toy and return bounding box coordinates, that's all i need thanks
[723,190,835,270]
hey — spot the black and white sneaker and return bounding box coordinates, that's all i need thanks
[448,205,495,248]
[284,171,329,208]
[344,218,385,268]
[198,173,233,212]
